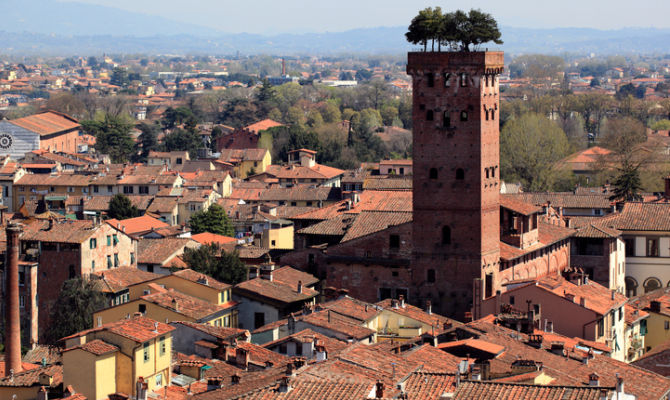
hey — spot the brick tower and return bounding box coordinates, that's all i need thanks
[408,51,504,318]
[4,223,23,376]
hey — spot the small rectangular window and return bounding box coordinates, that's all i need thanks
[159,336,166,356]
[107,235,111,246]
[91,260,95,271]
[427,269,436,283]
[114,253,119,267]
[426,73,434,87]
[107,255,112,268]
[390,234,400,249]
[143,342,150,362]
[647,237,659,257]
[426,110,434,121]
[93,185,99,193]
[90,238,97,249]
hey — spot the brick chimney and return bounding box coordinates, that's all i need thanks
[4,223,23,377]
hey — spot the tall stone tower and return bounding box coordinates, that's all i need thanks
[407,51,504,318]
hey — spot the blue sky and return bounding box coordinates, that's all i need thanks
[65,0,670,34]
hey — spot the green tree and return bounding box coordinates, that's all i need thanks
[609,162,643,202]
[163,128,202,158]
[218,99,261,128]
[182,244,246,285]
[81,114,134,163]
[161,106,197,129]
[108,193,140,220]
[135,122,160,162]
[110,67,130,87]
[44,278,108,344]
[406,7,438,51]
[189,204,235,236]
[500,113,571,191]
[320,101,342,123]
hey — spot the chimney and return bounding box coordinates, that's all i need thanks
[297,280,303,294]
[231,374,240,385]
[153,322,159,333]
[172,298,179,312]
[547,321,554,333]
[37,386,48,400]
[426,300,432,315]
[48,217,54,230]
[589,373,600,387]
[207,376,223,391]
[611,290,615,300]
[650,300,662,313]
[399,294,405,308]
[616,373,624,395]
[327,310,331,323]
[236,348,249,370]
[375,381,384,399]
[580,297,586,308]
[315,345,327,361]
[279,376,292,393]
[4,223,23,377]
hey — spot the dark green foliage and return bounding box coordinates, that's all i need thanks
[108,193,140,220]
[406,8,502,51]
[135,122,160,162]
[163,128,202,158]
[161,106,197,129]
[110,67,130,87]
[182,244,246,285]
[610,162,643,202]
[81,115,134,163]
[218,98,263,128]
[189,204,235,236]
[44,278,109,344]
[616,83,637,100]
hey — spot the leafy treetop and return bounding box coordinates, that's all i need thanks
[406,8,503,52]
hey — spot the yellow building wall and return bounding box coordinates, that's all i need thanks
[236,151,270,179]
[641,312,670,350]
[63,348,114,400]
[115,352,133,397]
[260,225,294,250]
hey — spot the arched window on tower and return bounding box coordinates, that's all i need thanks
[426,110,434,121]
[644,277,662,293]
[460,73,468,87]
[426,73,434,87]
[442,226,451,245]
[444,73,451,87]
[491,109,496,120]
[429,168,438,180]
[484,107,489,121]
[456,168,465,180]
[443,111,451,128]
[485,168,490,179]
[460,111,468,121]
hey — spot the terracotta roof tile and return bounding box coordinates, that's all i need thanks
[244,119,283,134]
[234,276,318,305]
[504,192,612,209]
[607,202,670,231]
[172,268,232,290]
[21,219,97,244]
[0,364,62,387]
[10,110,79,136]
[64,339,118,356]
[142,290,228,320]
[341,211,412,242]
[171,321,248,341]
[500,196,542,216]
[137,238,196,265]
[93,267,160,293]
[107,215,169,236]
[452,381,606,399]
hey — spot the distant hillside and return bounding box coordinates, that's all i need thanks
[2,1,670,56]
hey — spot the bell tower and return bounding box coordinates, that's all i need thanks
[408,51,504,318]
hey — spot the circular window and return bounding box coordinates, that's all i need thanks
[0,133,13,150]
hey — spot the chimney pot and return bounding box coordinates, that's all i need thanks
[297,280,303,294]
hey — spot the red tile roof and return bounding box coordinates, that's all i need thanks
[234,276,318,305]
[452,381,606,399]
[137,238,196,265]
[244,119,283,134]
[64,339,118,356]
[500,196,542,216]
[191,232,238,246]
[438,338,506,356]
[534,275,627,315]
[606,202,670,231]
[172,268,231,290]
[142,289,230,320]
[62,315,174,343]
[107,215,169,235]
[0,364,62,388]
[10,110,80,136]
[93,267,160,294]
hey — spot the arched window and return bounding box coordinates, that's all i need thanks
[485,109,489,121]
[460,111,468,121]
[625,277,638,297]
[491,109,496,120]
[426,110,434,121]
[485,168,490,179]
[491,166,496,178]
[442,226,451,245]
[644,277,662,293]
[456,168,465,180]
[429,168,438,180]
[460,73,468,87]
[444,73,451,87]
[443,112,451,128]
[426,73,434,87]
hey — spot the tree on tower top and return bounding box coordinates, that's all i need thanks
[406,8,503,52]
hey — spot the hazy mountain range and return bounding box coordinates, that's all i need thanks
[2,0,670,56]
